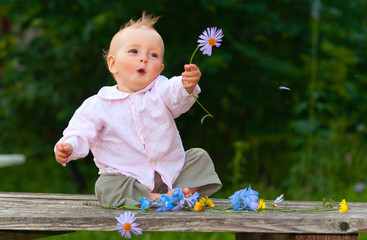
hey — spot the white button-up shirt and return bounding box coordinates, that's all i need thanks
[57,75,200,191]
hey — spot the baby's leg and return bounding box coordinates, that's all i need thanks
[173,148,222,198]
[95,173,149,208]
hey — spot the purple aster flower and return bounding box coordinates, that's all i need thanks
[172,191,200,210]
[116,211,142,239]
[172,205,185,211]
[197,27,224,56]
[183,191,200,208]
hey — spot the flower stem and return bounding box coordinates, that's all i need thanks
[189,46,213,123]
[189,46,200,65]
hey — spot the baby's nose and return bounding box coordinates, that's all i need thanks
[139,55,148,63]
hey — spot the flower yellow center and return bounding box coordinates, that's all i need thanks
[208,38,216,46]
[123,223,131,231]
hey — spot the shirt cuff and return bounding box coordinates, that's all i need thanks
[179,78,201,97]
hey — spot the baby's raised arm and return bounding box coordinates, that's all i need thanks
[182,64,201,93]
[55,142,73,165]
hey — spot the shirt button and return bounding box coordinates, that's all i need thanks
[144,137,147,142]
[152,161,157,166]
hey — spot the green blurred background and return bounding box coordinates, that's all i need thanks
[1,0,367,239]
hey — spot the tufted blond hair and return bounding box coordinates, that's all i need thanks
[103,11,161,60]
[122,11,160,30]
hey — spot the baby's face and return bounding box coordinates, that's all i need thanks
[107,26,165,93]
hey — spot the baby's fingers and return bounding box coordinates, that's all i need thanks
[184,64,199,72]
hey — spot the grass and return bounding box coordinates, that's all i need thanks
[43,231,367,240]
[44,231,236,240]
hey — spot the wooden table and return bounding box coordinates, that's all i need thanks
[0,192,366,240]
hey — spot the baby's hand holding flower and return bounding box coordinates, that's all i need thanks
[182,64,201,91]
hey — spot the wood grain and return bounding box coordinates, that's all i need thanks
[0,192,366,235]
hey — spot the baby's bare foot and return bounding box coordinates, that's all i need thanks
[182,187,199,197]
[148,192,162,200]
[165,189,175,197]
[148,189,176,200]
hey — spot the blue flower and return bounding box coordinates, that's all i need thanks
[229,185,260,211]
[156,194,174,212]
[247,185,259,196]
[169,188,185,204]
[172,190,200,210]
[139,198,152,211]
[249,201,259,210]
[229,190,245,211]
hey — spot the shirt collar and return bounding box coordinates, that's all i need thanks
[98,76,164,100]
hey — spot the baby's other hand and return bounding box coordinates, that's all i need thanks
[55,142,73,165]
[182,64,201,91]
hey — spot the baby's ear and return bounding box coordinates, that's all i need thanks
[160,64,165,74]
[107,55,117,74]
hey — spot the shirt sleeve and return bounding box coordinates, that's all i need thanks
[156,75,201,118]
[55,96,102,164]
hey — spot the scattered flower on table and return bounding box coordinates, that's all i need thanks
[139,188,216,212]
[116,211,142,239]
[193,196,216,212]
[139,198,152,210]
[339,199,349,213]
[194,202,203,212]
[274,194,284,207]
[228,185,259,211]
[228,185,348,213]
[156,194,174,212]
[257,199,266,212]
[199,196,215,207]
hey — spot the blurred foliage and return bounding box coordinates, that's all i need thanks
[1,0,367,209]
[44,231,235,240]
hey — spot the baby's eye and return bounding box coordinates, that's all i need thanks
[150,53,159,58]
[128,49,138,54]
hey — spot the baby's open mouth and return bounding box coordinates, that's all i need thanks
[137,68,145,74]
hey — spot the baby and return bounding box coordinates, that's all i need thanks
[55,12,222,208]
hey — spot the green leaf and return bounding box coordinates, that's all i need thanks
[117,204,141,210]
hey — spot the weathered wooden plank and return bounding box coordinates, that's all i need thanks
[0,192,366,235]
[235,233,358,240]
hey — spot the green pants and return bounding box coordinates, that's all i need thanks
[95,148,222,208]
